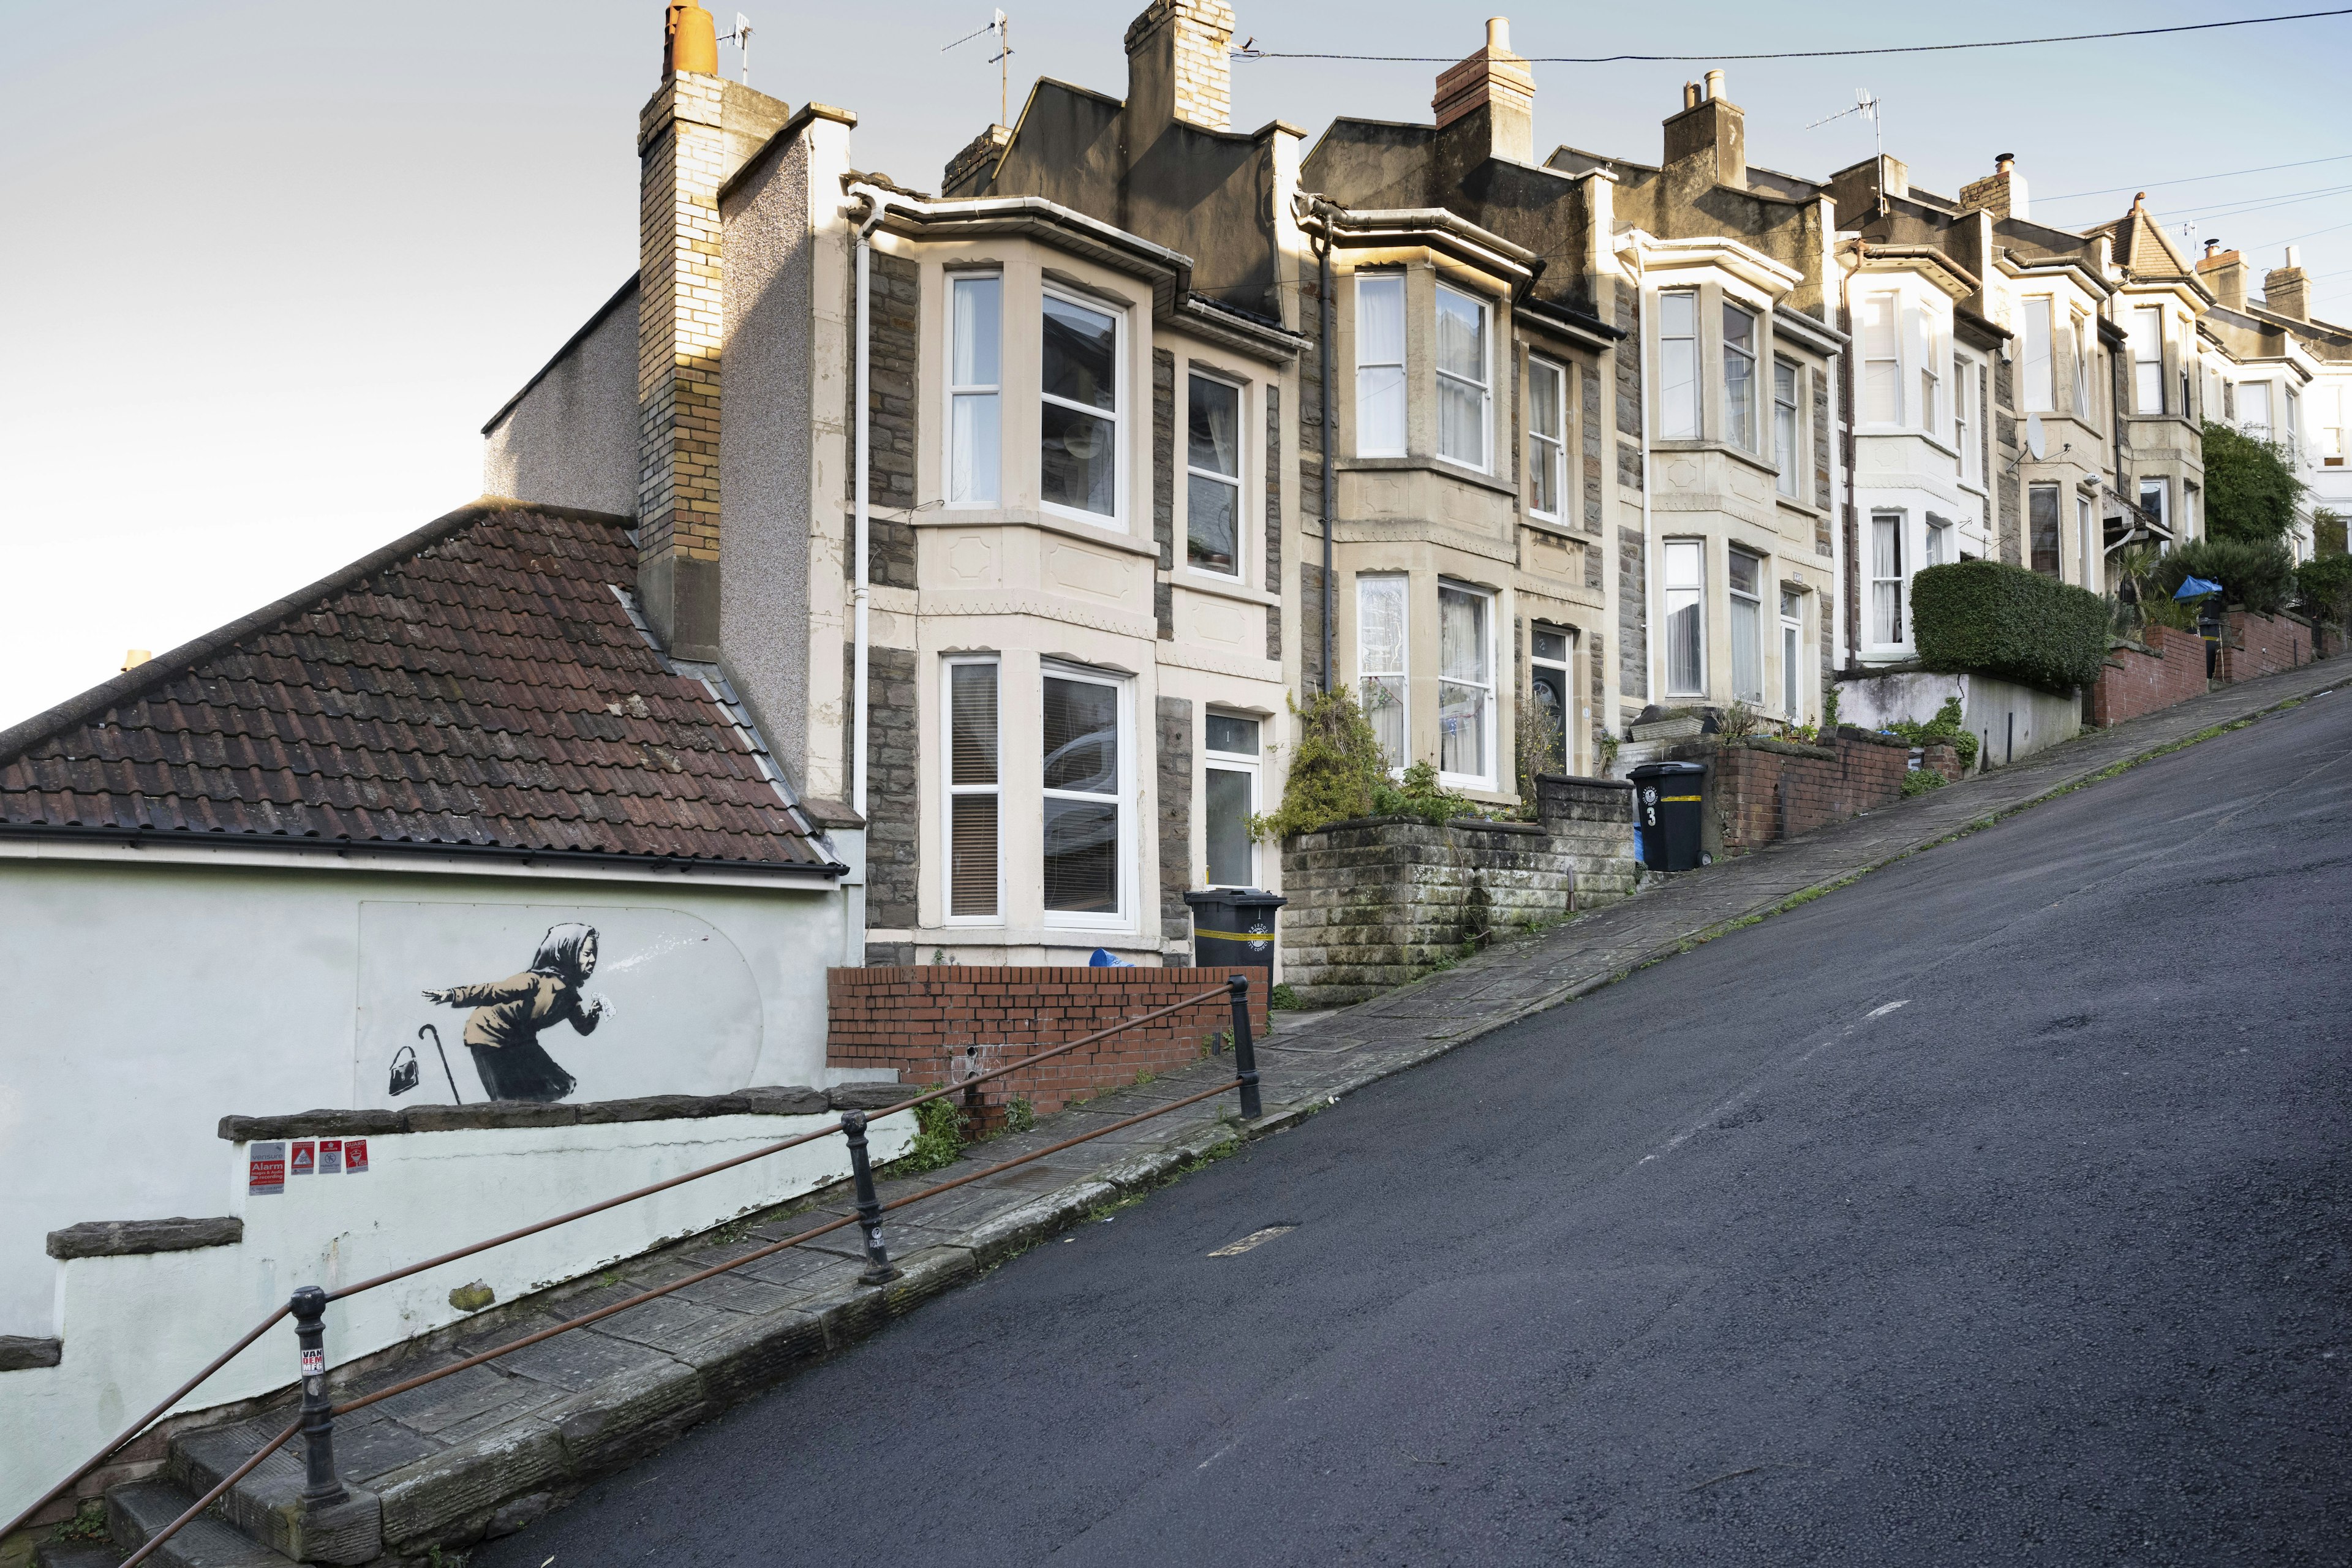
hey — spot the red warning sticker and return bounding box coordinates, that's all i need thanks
[318,1139,343,1175]
[344,1139,369,1174]
[249,1142,286,1195]
[290,1142,316,1178]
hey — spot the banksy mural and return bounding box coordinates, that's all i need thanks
[356,902,764,1108]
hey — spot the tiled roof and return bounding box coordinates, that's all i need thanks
[2093,199,2196,283]
[0,500,840,875]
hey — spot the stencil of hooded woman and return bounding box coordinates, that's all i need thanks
[421,923,611,1102]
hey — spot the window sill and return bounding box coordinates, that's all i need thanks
[1170,571,1280,608]
[1338,454,1517,499]
[911,507,1161,559]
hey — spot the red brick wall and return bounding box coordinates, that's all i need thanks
[2221,612,2315,682]
[826,967,1268,1128]
[1709,731,1910,853]
[2090,625,2209,726]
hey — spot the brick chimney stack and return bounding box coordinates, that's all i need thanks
[2266,244,2311,321]
[2198,242,2248,312]
[1662,66,1744,190]
[1958,153,2029,221]
[1125,0,1235,133]
[1433,17,1536,166]
[635,1,787,659]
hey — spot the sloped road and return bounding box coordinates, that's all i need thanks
[483,690,2352,1567]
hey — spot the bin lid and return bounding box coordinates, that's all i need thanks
[1185,887,1286,910]
[1626,760,1707,779]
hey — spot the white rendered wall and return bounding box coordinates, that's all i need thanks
[0,1107,910,1523]
[0,850,853,1338]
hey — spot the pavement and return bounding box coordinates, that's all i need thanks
[454,657,2351,1566]
[93,657,2342,1567]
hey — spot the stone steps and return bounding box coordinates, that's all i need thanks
[102,1480,298,1568]
[168,1420,381,1566]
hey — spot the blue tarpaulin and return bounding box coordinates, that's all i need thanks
[2174,575,2224,600]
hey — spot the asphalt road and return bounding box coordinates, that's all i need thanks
[481,692,2352,1567]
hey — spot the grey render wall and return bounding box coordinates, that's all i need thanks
[481,284,639,517]
[718,128,816,786]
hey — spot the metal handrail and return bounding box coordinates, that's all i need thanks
[12,978,1259,1551]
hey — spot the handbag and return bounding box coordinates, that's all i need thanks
[388,1044,420,1096]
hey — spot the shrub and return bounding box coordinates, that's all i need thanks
[1900,766,1948,797]
[880,1095,966,1177]
[2150,537,2298,617]
[2200,420,2305,543]
[1513,692,1566,813]
[1911,560,2109,693]
[1261,688,1387,839]
[1887,695,1980,769]
[2315,508,2349,557]
[2298,552,2352,629]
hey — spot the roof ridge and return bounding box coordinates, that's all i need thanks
[0,498,630,771]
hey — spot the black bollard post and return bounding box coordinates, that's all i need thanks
[288,1286,348,1506]
[840,1111,901,1286]
[1227,974,1262,1121]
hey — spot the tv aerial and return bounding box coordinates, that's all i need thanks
[945,10,1015,129]
[717,13,752,85]
[1808,88,1886,217]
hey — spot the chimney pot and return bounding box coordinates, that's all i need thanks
[2286,244,2302,268]
[1682,80,1700,110]
[1703,67,1725,100]
[663,1,718,77]
[1487,16,1509,51]
[1432,13,1535,162]
[2204,238,2218,257]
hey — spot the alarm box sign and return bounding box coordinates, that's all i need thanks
[249,1143,286,1196]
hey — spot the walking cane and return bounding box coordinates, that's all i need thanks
[418,1023,462,1103]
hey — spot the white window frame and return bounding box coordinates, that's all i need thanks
[1185,369,1246,580]
[2029,483,2062,577]
[1779,587,1804,718]
[2070,310,2092,420]
[1436,579,1497,790]
[1201,711,1262,889]
[1528,625,1574,777]
[1435,282,1493,472]
[2286,386,2301,465]
[1039,663,1134,930]
[2022,297,2054,414]
[1861,291,1902,426]
[1773,358,1801,497]
[1722,301,1760,452]
[1956,357,1980,486]
[1657,289,1700,440]
[1527,355,1567,520]
[1727,546,1765,704]
[1869,511,1906,647]
[1925,516,1954,568]
[1357,574,1409,772]
[945,272,1003,507]
[1038,285,1126,529]
[941,655,1003,924]
[2239,379,2273,439]
[1662,539,1706,698]
[2078,494,2095,587]
[1920,320,1944,442]
[1354,273,1408,457]
[2132,305,2165,417]
[2319,383,2345,466]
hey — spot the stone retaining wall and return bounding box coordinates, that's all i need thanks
[826,966,1262,1129]
[2090,625,2209,726]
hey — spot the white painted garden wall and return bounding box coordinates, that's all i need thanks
[0,843,863,1340]
[1835,670,2082,767]
[0,1104,911,1523]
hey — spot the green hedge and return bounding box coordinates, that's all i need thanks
[1912,560,2109,693]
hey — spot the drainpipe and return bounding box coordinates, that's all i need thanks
[1619,231,1656,756]
[1838,238,1867,679]
[846,184,894,821]
[1317,222,1336,694]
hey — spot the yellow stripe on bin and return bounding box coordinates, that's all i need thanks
[1194,928,1273,943]
[1660,794,1702,802]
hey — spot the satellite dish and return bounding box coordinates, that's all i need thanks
[2025,413,2048,461]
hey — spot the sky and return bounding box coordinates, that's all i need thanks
[4,1,2348,729]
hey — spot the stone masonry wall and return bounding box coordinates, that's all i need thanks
[1534,775,1638,906]
[826,965,1265,1129]
[1690,729,1910,854]
[2221,611,2315,683]
[2090,626,2207,727]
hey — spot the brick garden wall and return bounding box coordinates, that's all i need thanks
[826,967,1266,1129]
[1688,729,1910,854]
[2090,626,2208,727]
[2221,611,2315,683]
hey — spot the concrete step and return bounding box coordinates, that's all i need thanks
[33,1540,126,1567]
[103,1479,298,1568]
[168,1420,381,1566]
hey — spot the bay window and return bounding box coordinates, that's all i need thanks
[2140,478,2168,536]
[1041,292,1121,520]
[1728,547,1763,703]
[1528,356,1566,518]
[1357,575,1408,769]
[1920,322,1943,439]
[2132,306,2165,415]
[1186,373,1243,575]
[1436,283,1491,469]
[1438,582,1494,786]
[2070,311,2091,420]
[1355,274,1407,455]
[1773,360,1800,497]
[1926,516,1953,568]
[944,658,1001,920]
[2022,298,2054,413]
[1871,512,1904,644]
[2239,380,2272,438]
[948,274,1002,505]
[1956,360,1980,484]
[1659,290,1700,440]
[1041,668,1128,921]
[1662,540,1705,696]
[1203,712,1260,888]
[1861,292,1901,424]
[1723,303,1758,451]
